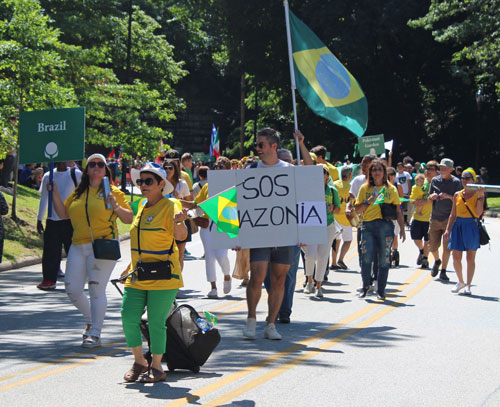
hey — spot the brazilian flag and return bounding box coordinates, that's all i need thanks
[289,10,368,137]
[199,187,239,239]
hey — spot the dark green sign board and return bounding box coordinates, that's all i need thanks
[358,134,385,156]
[19,107,85,164]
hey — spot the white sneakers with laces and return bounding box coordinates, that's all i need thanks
[264,323,282,340]
[207,288,218,298]
[223,278,232,294]
[304,282,314,294]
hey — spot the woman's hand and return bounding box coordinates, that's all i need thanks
[120,264,131,284]
[399,227,406,243]
[174,209,188,223]
[477,186,486,199]
[443,230,450,241]
[327,204,334,213]
[106,193,118,210]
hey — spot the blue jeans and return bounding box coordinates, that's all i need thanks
[360,219,394,295]
[264,245,300,317]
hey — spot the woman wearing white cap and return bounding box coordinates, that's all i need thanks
[50,153,133,347]
[121,162,187,383]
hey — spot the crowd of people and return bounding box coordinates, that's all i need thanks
[0,128,491,383]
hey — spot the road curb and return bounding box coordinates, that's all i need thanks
[0,233,130,273]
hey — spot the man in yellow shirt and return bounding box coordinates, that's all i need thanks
[311,145,339,181]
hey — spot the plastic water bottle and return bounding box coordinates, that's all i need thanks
[196,318,211,332]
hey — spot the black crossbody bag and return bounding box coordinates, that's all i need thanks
[134,209,174,281]
[85,189,121,260]
[462,193,490,246]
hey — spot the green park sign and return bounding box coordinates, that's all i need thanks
[19,107,85,164]
[358,134,385,156]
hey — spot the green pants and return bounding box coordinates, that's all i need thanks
[121,287,178,355]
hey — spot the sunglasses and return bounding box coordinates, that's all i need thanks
[88,161,105,168]
[371,168,384,172]
[164,166,174,171]
[388,172,396,176]
[426,168,437,172]
[461,176,473,181]
[255,142,266,149]
[136,178,155,186]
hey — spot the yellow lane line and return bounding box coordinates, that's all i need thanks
[162,268,424,407]
[0,345,126,393]
[203,273,432,406]
[0,245,359,390]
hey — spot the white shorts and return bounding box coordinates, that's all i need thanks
[337,222,353,242]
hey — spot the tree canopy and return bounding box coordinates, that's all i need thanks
[0,0,498,177]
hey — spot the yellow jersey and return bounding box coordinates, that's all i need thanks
[333,179,351,226]
[65,185,130,245]
[356,183,401,222]
[326,162,339,181]
[181,170,193,192]
[194,183,209,219]
[410,184,432,222]
[125,197,183,290]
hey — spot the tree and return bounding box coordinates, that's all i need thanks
[0,0,76,219]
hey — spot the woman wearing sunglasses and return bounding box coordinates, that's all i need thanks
[121,162,187,383]
[163,160,193,271]
[355,160,406,300]
[49,154,133,348]
[444,168,485,295]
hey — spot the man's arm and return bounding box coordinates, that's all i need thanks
[293,130,314,165]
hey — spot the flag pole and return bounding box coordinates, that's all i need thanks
[283,0,301,166]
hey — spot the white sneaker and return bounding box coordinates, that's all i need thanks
[451,282,466,293]
[463,285,472,296]
[207,288,218,298]
[315,287,324,298]
[264,323,282,340]
[304,282,314,294]
[243,318,257,339]
[223,278,232,294]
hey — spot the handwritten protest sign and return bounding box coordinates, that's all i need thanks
[207,165,327,249]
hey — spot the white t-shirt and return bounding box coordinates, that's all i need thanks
[38,168,82,221]
[175,179,190,199]
[256,159,292,168]
[395,171,412,195]
[349,174,366,199]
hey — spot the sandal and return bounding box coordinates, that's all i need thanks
[124,362,149,382]
[82,336,101,348]
[139,367,166,383]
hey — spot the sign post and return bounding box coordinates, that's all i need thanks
[19,107,85,216]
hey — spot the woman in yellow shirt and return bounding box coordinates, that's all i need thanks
[355,160,405,300]
[121,162,187,383]
[444,168,485,295]
[50,154,133,348]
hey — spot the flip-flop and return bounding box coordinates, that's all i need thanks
[139,367,166,383]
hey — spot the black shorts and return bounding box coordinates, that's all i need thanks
[410,220,429,241]
[250,246,294,265]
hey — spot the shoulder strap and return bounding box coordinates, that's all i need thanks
[85,189,94,242]
[70,167,77,187]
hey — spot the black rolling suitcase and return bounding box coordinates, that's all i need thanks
[111,279,220,373]
[164,304,221,373]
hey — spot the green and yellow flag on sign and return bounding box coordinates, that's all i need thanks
[198,187,239,239]
[288,8,368,137]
